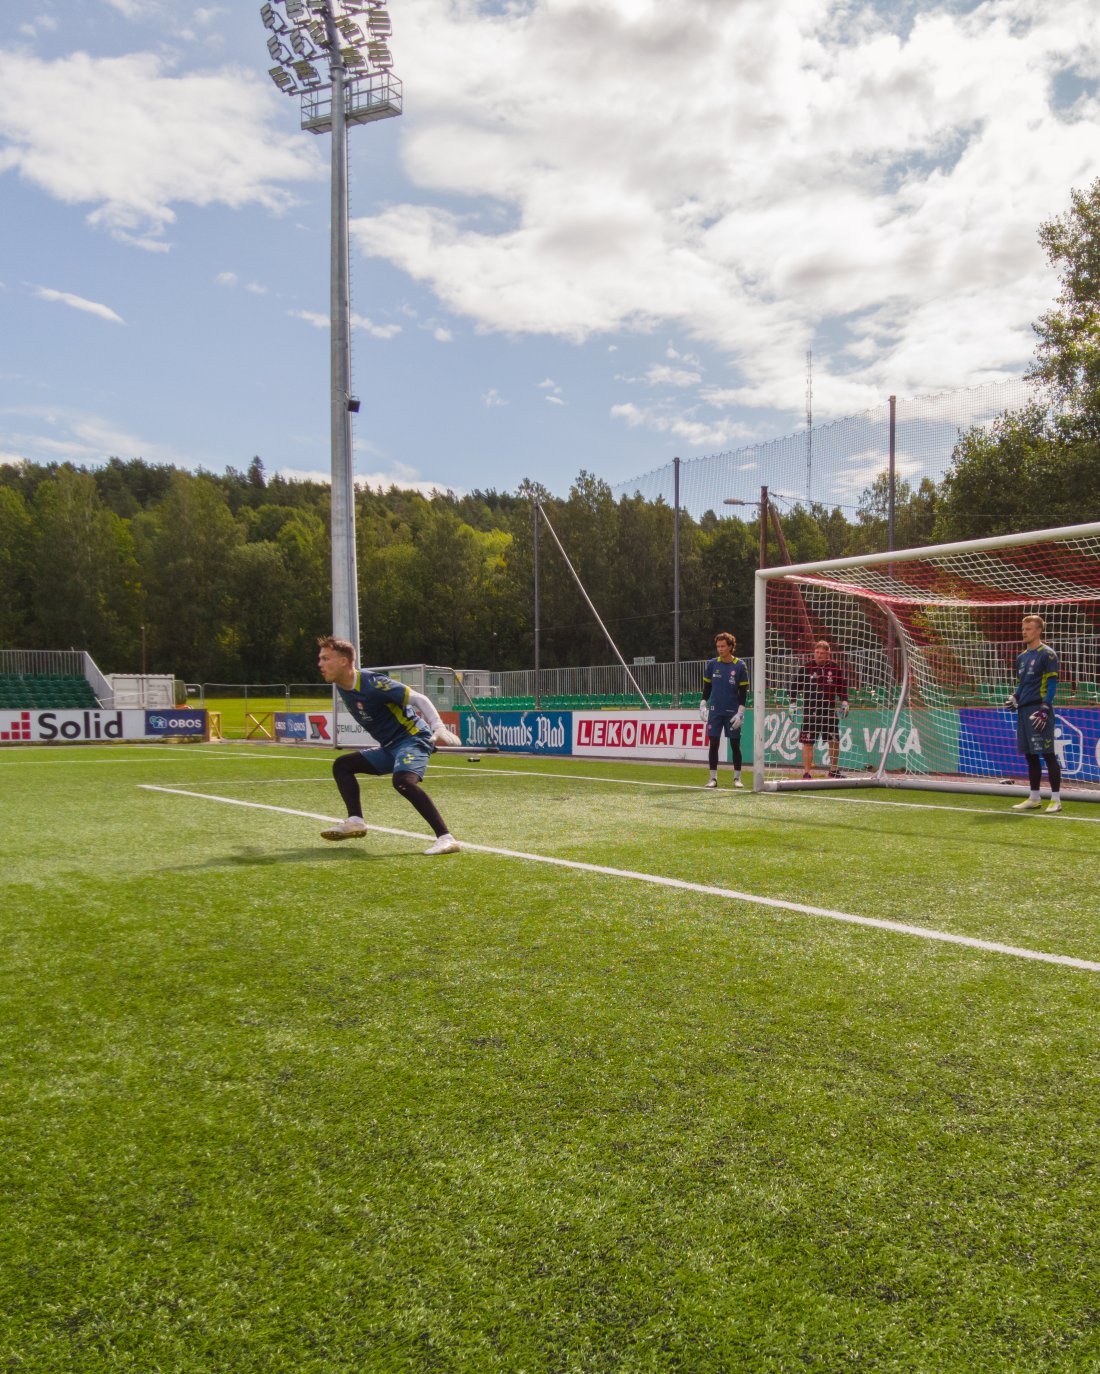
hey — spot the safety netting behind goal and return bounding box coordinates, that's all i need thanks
[756,524,1100,797]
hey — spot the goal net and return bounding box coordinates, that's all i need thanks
[752,523,1100,800]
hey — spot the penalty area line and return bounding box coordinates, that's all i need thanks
[140,783,1100,975]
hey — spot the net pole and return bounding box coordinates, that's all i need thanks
[753,565,767,792]
[536,503,652,708]
[673,456,681,706]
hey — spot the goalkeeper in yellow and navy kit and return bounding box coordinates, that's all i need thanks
[700,632,750,789]
[316,635,462,851]
[1007,614,1062,814]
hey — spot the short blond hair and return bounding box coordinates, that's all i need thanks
[1022,614,1045,635]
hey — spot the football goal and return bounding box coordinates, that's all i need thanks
[752,522,1100,801]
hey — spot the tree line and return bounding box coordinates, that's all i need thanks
[2,181,1099,682]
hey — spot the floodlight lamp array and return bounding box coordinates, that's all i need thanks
[262,0,395,96]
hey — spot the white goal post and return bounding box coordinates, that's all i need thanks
[752,522,1100,801]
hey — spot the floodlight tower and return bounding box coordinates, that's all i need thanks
[261,0,402,653]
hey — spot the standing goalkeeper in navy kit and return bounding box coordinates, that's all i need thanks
[1007,614,1062,814]
[316,635,462,851]
[700,632,750,789]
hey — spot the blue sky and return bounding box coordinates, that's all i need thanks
[1,0,1098,501]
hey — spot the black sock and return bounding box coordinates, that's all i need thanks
[333,751,377,815]
[393,772,449,837]
[1027,755,1043,791]
[1043,752,1061,793]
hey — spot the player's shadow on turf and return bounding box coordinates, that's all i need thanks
[181,846,401,869]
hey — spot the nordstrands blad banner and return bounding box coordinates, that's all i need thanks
[462,710,572,754]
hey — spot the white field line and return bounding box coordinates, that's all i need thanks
[140,784,1100,974]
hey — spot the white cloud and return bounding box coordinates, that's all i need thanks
[215,271,238,286]
[610,400,757,450]
[483,388,507,407]
[645,364,702,388]
[290,308,400,339]
[0,405,179,466]
[348,0,1099,440]
[0,50,320,250]
[35,287,125,324]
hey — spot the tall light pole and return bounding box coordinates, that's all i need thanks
[260,0,402,654]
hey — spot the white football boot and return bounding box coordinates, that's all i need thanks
[321,817,369,841]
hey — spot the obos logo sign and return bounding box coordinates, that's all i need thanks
[145,709,206,737]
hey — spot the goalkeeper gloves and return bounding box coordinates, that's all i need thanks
[698,700,709,721]
[1029,705,1050,731]
[838,700,849,718]
[732,707,745,729]
[1005,693,1018,710]
[432,725,462,747]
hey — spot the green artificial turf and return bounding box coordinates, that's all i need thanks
[1,744,1098,1372]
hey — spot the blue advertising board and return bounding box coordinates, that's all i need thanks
[461,710,572,754]
[274,712,308,741]
[959,706,1100,783]
[145,709,206,737]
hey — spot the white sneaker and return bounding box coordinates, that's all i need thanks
[1045,799,1063,814]
[425,833,460,855]
[703,778,718,790]
[321,817,369,841]
[733,778,745,789]
[1012,798,1042,812]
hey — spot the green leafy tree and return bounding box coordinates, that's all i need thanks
[0,487,33,647]
[144,471,243,679]
[225,541,294,680]
[935,405,1100,541]
[852,475,938,553]
[1031,178,1100,422]
[29,466,139,664]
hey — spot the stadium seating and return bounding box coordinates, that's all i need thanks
[0,674,101,709]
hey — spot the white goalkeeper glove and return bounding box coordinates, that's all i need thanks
[432,725,462,747]
[698,699,709,721]
[1029,705,1050,731]
[1005,693,1018,710]
[838,700,849,718]
[732,707,744,730]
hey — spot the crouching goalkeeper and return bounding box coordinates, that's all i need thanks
[1007,614,1062,814]
[317,635,463,851]
[699,632,750,789]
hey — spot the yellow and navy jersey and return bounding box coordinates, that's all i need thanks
[702,656,750,714]
[336,671,432,750]
[1015,643,1059,709]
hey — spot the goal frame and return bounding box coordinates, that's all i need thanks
[752,521,1100,801]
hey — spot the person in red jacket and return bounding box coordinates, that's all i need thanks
[789,640,849,779]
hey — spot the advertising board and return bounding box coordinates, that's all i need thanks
[0,709,152,744]
[959,706,1100,783]
[462,710,572,754]
[572,711,709,762]
[760,707,959,773]
[144,709,207,738]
